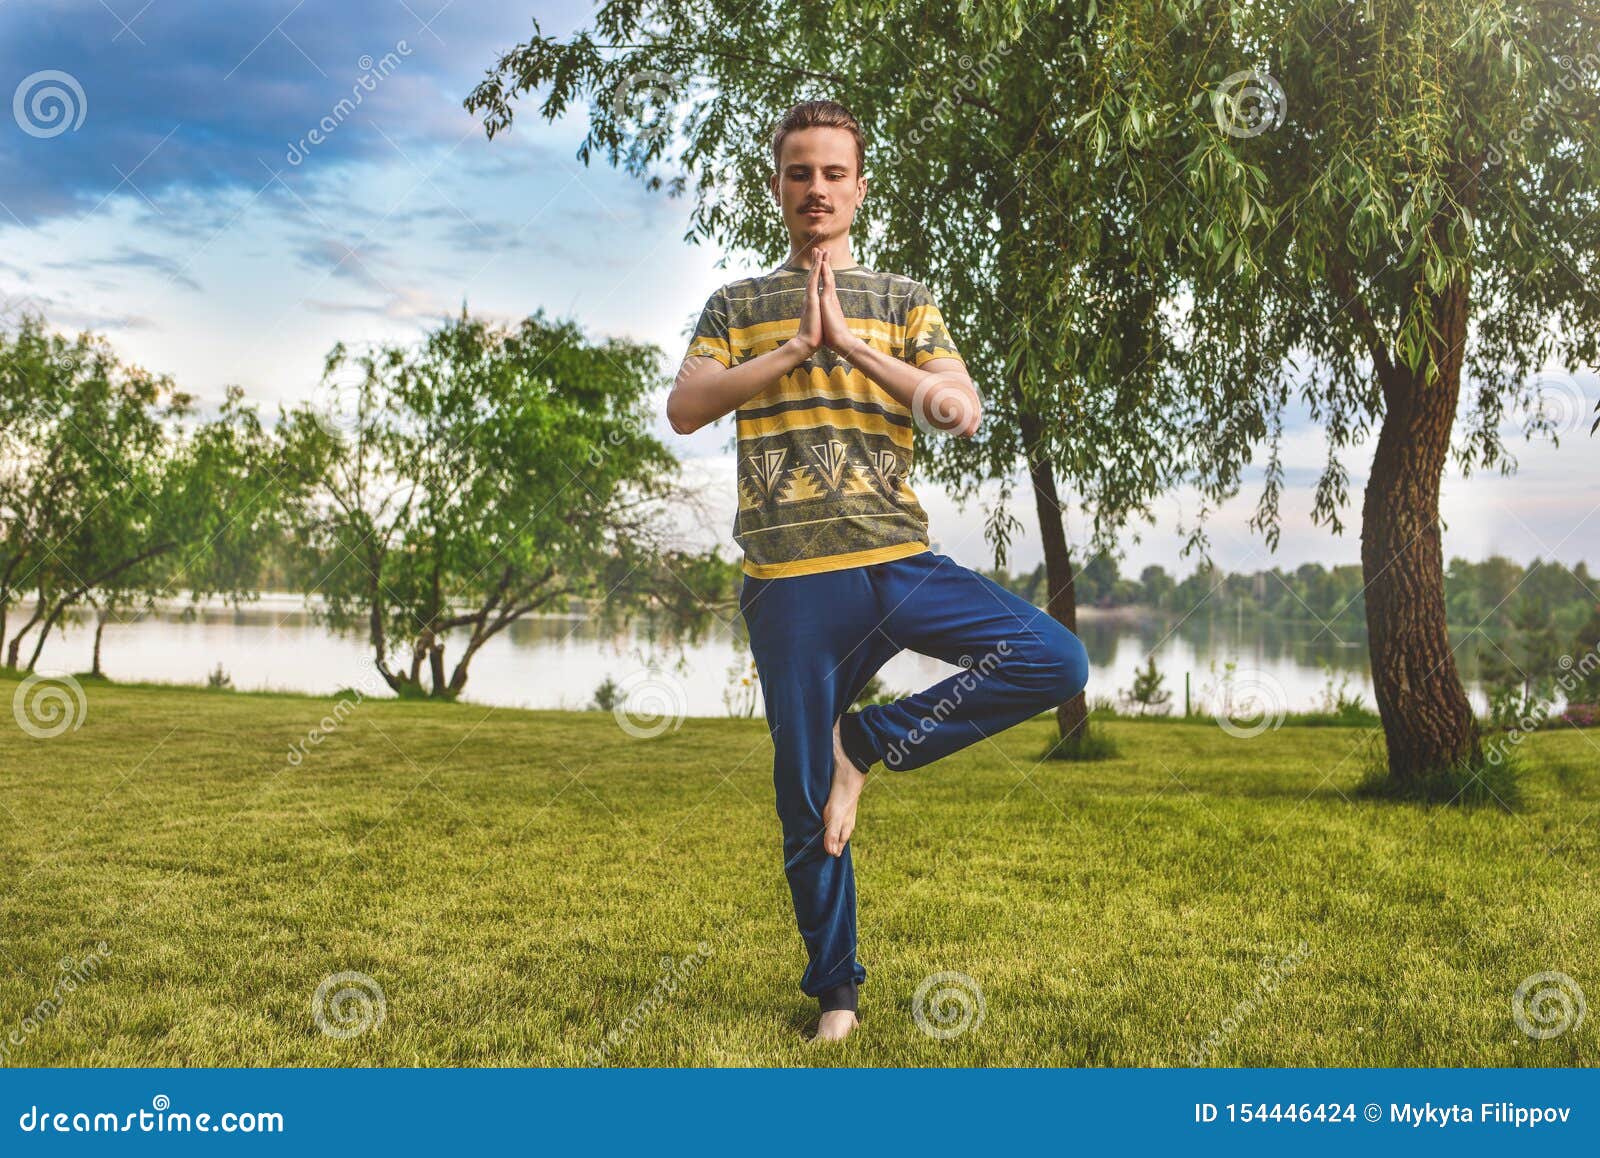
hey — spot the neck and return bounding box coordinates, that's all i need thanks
[785,238,857,270]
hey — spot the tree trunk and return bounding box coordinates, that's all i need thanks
[1360,279,1480,782]
[7,597,46,669]
[1017,407,1091,753]
[91,607,107,677]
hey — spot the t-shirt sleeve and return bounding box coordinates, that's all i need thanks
[903,282,964,367]
[684,286,733,367]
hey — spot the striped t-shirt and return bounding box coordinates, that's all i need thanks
[685,257,965,579]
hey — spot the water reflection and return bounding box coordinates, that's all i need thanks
[42,596,1504,716]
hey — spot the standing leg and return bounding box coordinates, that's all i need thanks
[740,568,902,1013]
[836,551,1090,773]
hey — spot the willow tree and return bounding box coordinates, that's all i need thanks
[1078,0,1600,791]
[465,2,1254,755]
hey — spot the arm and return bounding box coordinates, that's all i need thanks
[667,255,825,436]
[668,345,810,436]
[817,250,981,437]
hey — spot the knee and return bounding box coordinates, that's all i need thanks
[1020,628,1088,705]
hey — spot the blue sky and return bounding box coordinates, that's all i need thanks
[3,0,1595,580]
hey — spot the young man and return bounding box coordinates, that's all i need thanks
[669,100,1089,1043]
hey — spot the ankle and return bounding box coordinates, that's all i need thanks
[818,978,859,1014]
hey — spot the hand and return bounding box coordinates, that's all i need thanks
[792,250,823,357]
[818,249,858,356]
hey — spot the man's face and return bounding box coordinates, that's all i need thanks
[770,126,866,248]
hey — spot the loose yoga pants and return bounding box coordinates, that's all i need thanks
[738,548,1090,1008]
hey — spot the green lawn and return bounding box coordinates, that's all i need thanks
[0,674,1595,1067]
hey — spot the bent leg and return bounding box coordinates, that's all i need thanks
[839,551,1089,772]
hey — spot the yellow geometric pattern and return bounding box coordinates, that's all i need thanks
[687,260,962,577]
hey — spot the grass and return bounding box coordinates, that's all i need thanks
[0,674,1596,1067]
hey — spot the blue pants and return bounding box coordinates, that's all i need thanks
[738,548,1090,1005]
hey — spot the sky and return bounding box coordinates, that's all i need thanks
[3,0,1596,582]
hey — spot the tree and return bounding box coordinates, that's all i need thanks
[283,308,692,699]
[1079,0,1600,791]
[464,2,1254,758]
[0,313,285,672]
[1139,564,1176,610]
[1120,655,1173,716]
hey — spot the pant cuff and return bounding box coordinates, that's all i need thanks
[818,979,859,1013]
[838,710,876,774]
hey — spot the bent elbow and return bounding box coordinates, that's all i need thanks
[959,394,983,438]
[665,394,698,436]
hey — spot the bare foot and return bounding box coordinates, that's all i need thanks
[824,717,867,856]
[813,1009,859,1042]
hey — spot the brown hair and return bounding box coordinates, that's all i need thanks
[770,100,865,177]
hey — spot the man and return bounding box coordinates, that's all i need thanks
[669,99,1088,1043]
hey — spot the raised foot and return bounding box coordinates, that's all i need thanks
[823,717,868,857]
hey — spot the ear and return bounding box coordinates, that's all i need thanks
[768,171,780,206]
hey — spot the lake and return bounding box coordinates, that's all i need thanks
[23,593,1510,720]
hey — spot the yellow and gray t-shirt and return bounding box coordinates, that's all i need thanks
[686,257,964,579]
